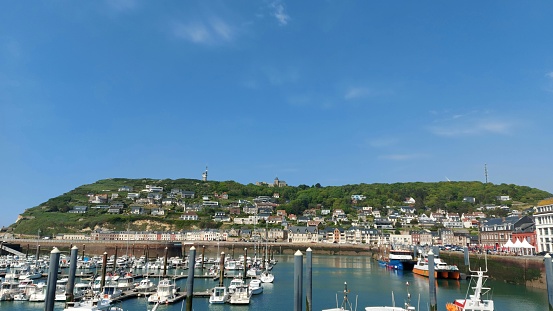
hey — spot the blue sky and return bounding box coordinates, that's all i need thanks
[1,1,553,228]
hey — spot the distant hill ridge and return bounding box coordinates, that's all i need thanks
[9,178,552,236]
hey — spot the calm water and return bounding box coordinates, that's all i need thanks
[0,254,548,311]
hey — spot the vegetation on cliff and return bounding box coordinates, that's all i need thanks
[9,178,551,237]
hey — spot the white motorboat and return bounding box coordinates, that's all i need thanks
[100,281,123,302]
[147,278,177,304]
[249,279,263,295]
[209,286,229,304]
[227,278,244,293]
[228,284,250,305]
[0,276,20,301]
[63,298,116,311]
[28,282,46,302]
[135,277,156,293]
[116,273,135,291]
[19,269,43,280]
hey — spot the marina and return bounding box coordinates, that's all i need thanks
[0,252,549,311]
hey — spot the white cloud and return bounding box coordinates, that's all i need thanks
[428,118,514,137]
[270,1,290,26]
[173,18,234,45]
[379,153,425,161]
[344,86,372,100]
[547,72,553,79]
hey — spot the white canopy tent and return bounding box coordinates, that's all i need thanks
[520,238,535,256]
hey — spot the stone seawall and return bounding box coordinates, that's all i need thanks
[438,252,547,290]
[4,240,374,259]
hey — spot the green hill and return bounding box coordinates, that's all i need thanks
[9,178,552,237]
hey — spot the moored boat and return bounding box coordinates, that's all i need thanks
[249,278,263,295]
[323,282,416,311]
[386,250,416,271]
[209,286,229,304]
[228,284,250,305]
[412,253,460,279]
[446,268,494,311]
[259,270,274,283]
[147,278,177,304]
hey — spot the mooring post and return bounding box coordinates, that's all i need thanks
[185,246,196,311]
[36,244,41,264]
[100,252,108,290]
[544,253,553,310]
[219,252,225,287]
[163,246,168,277]
[44,247,61,311]
[113,245,118,273]
[306,247,312,311]
[428,250,437,311]
[243,248,248,279]
[201,245,206,270]
[66,245,78,302]
[294,250,304,311]
[464,247,470,266]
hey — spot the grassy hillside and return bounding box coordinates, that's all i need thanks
[9,178,552,237]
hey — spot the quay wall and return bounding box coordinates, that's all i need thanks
[438,251,547,289]
[2,239,374,259]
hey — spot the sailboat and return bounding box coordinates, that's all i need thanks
[260,222,275,283]
[324,282,416,311]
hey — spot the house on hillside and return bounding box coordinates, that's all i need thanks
[130,206,144,215]
[180,211,199,221]
[69,206,88,214]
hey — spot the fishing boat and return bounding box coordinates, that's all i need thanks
[412,253,460,279]
[209,286,229,304]
[147,278,177,304]
[446,268,494,311]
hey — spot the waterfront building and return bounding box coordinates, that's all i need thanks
[288,226,318,243]
[479,215,533,249]
[534,198,553,252]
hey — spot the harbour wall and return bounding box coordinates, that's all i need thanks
[438,251,547,289]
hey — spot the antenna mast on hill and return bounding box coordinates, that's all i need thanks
[484,164,488,184]
[202,166,208,182]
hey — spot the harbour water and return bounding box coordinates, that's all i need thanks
[0,253,548,311]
